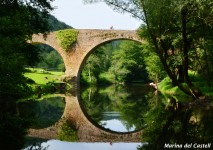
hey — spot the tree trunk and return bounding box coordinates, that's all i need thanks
[181,6,203,98]
[88,68,92,83]
[181,7,190,85]
[142,1,203,99]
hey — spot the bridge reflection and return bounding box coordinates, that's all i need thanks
[28,93,142,142]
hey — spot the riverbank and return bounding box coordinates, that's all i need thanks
[157,73,213,100]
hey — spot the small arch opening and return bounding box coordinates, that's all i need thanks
[32,43,65,72]
[25,43,65,86]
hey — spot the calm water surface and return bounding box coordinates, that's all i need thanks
[80,85,154,132]
[19,84,213,150]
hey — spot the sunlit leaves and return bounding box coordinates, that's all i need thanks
[56,29,79,51]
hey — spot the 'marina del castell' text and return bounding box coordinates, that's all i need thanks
[164,143,211,149]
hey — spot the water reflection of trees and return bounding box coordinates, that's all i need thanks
[80,85,154,131]
[138,95,213,150]
[18,97,65,129]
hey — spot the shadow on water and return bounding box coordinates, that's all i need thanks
[137,94,213,150]
[0,99,31,150]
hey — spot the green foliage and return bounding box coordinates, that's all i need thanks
[92,0,213,97]
[109,40,149,83]
[158,77,187,97]
[0,1,65,149]
[24,68,65,95]
[81,40,149,85]
[98,72,114,85]
[56,29,79,51]
[35,44,65,71]
[158,71,213,97]
[80,86,103,122]
[81,41,115,85]
[138,95,213,150]
[139,0,213,97]
[140,41,167,83]
[0,0,53,101]
[18,96,65,129]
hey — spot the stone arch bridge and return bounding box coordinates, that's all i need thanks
[32,29,144,87]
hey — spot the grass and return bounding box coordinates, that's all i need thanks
[158,77,187,96]
[158,71,213,99]
[24,68,64,85]
[190,71,213,96]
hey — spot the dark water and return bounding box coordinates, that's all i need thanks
[1,85,212,150]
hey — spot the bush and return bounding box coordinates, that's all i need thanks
[56,29,79,51]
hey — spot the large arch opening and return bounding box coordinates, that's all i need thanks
[79,39,149,85]
[78,39,155,133]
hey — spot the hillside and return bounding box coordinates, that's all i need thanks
[48,14,72,31]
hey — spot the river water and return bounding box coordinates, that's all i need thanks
[19,84,213,150]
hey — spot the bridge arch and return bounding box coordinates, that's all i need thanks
[32,29,144,86]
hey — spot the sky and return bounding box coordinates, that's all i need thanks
[50,0,142,30]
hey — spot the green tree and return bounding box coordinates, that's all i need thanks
[0,0,54,149]
[36,46,65,71]
[84,0,213,99]
[109,40,148,84]
[0,0,53,100]
[81,41,116,84]
[141,41,166,85]
[81,40,149,84]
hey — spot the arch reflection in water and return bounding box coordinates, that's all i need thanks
[80,85,154,133]
[26,93,142,143]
